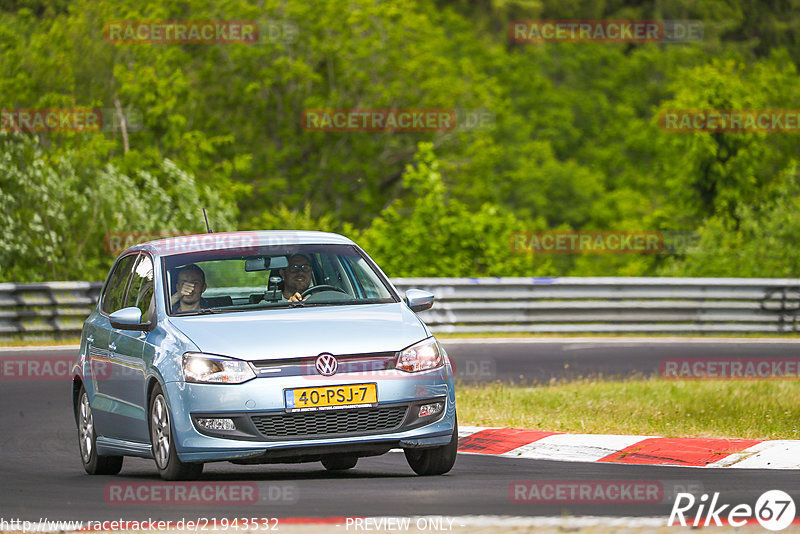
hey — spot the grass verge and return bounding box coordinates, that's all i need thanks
[456,378,800,440]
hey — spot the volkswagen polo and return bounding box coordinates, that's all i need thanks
[72,231,457,480]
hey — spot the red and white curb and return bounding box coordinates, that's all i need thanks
[457,427,800,469]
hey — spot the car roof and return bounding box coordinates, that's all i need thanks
[125,230,356,257]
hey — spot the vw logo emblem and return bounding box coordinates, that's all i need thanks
[315,353,338,376]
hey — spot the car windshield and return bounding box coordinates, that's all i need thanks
[163,243,396,316]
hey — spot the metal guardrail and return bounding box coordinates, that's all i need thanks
[391,277,800,334]
[2,278,800,338]
[0,282,103,337]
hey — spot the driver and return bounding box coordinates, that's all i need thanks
[280,254,312,302]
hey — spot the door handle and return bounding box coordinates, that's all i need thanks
[108,342,117,352]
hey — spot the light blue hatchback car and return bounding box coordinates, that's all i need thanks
[73,231,457,480]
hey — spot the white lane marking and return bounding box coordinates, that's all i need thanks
[502,433,659,462]
[463,515,667,528]
[707,440,800,469]
[346,515,668,528]
[0,345,79,352]
[455,427,800,470]
[440,337,800,345]
[561,343,649,351]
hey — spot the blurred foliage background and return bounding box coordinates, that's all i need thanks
[1,0,800,281]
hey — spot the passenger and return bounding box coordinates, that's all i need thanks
[170,264,208,312]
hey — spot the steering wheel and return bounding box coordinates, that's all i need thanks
[301,285,348,298]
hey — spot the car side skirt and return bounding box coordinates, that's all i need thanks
[95,436,154,459]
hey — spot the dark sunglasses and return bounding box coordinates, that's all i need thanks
[287,264,311,273]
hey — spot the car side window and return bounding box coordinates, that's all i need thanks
[346,256,386,299]
[101,254,138,315]
[125,254,155,322]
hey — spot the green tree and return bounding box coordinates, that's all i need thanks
[661,162,800,278]
[359,142,537,277]
[0,133,236,282]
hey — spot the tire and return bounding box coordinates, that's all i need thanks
[149,384,203,481]
[76,386,123,475]
[321,455,358,471]
[404,418,458,476]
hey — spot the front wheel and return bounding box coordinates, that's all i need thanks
[149,384,203,481]
[404,418,458,476]
[76,386,123,475]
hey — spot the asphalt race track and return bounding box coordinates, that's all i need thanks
[441,337,800,383]
[1,340,798,522]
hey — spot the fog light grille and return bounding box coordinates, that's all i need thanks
[418,402,443,418]
[197,417,235,431]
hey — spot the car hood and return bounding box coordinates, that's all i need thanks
[168,302,429,361]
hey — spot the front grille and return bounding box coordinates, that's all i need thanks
[251,406,408,439]
[250,352,397,378]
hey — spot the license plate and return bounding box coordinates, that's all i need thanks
[284,383,377,412]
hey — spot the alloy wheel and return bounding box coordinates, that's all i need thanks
[79,393,93,463]
[151,394,171,469]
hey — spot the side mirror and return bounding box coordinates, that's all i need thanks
[110,306,151,331]
[405,289,434,313]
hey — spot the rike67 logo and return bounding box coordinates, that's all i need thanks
[669,490,796,531]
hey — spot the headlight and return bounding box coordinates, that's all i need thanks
[182,353,256,384]
[396,337,444,373]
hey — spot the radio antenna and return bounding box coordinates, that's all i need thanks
[203,208,213,233]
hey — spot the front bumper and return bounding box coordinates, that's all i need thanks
[163,366,456,463]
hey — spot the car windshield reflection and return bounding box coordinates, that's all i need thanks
[164,243,396,315]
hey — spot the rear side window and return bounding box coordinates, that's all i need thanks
[101,254,137,315]
[125,254,155,322]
